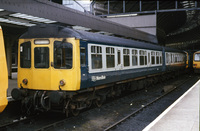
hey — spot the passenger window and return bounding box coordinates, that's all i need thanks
[20,41,31,68]
[171,54,173,63]
[140,50,147,65]
[123,49,130,67]
[117,50,121,65]
[54,41,73,69]
[151,52,155,65]
[80,47,86,66]
[34,47,49,68]
[166,53,171,64]
[132,50,138,66]
[160,53,162,64]
[91,46,102,69]
[145,53,147,65]
[106,47,115,68]
[140,50,144,65]
[156,52,159,64]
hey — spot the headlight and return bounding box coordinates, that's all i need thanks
[22,79,28,85]
[59,79,66,86]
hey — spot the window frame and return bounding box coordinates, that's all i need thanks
[53,41,73,69]
[20,41,31,68]
[34,47,50,69]
[89,45,103,71]
[151,51,156,65]
[106,47,115,68]
[132,49,138,66]
[139,50,147,66]
[123,48,130,67]
[88,43,163,73]
[80,47,86,66]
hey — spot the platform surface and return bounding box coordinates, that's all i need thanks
[143,79,200,131]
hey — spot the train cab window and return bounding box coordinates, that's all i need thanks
[132,49,138,66]
[140,50,147,66]
[54,41,73,69]
[106,47,115,68]
[151,52,155,65]
[194,53,200,61]
[123,49,130,67]
[80,47,86,66]
[91,46,102,69]
[20,42,31,68]
[34,47,49,68]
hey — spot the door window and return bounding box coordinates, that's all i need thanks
[34,47,49,68]
[20,41,31,68]
[54,41,73,69]
[80,47,86,66]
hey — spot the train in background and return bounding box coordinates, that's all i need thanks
[0,26,8,113]
[11,25,186,116]
[193,50,200,73]
[185,51,190,69]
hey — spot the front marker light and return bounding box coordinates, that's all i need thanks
[60,79,66,86]
[22,79,28,85]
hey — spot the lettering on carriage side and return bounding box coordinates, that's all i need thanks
[91,75,106,82]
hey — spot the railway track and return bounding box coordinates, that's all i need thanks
[104,75,194,131]
[0,115,37,131]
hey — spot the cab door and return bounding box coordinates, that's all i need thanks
[32,39,51,90]
[50,38,81,91]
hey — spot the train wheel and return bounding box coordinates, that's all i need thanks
[71,109,80,116]
[86,100,92,108]
[94,98,103,107]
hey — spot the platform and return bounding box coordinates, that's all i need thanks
[7,73,17,101]
[143,79,200,131]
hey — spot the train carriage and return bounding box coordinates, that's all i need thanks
[0,26,8,113]
[164,47,185,72]
[11,25,185,116]
[193,51,200,73]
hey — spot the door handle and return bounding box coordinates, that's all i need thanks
[51,62,54,67]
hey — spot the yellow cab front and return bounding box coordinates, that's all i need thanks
[18,38,81,91]
[193,51,200,70]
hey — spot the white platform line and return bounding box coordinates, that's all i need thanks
[142,79,200,131]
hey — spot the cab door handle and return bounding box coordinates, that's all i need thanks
[51,62,54,67]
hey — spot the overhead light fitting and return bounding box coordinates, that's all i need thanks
[0,18,36,27]
[107,14,138,18]
[0,9,4,12]
[72,26,91,31]
[10,13,56,24]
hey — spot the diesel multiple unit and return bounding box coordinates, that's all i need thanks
[11,25,185,116]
